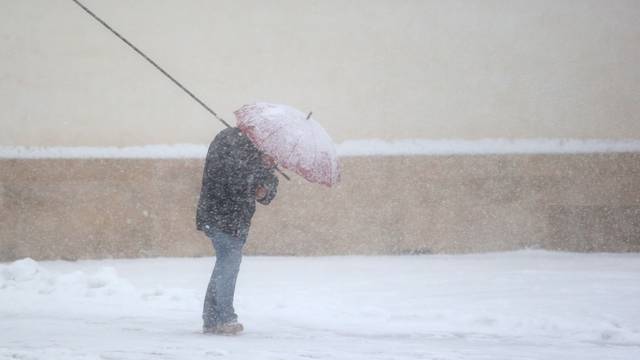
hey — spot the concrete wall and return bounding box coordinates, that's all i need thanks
[2,1,640,260]
[1,0,640,146]
[1,154,639,261]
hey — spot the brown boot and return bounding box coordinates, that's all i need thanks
[203,321,244,335]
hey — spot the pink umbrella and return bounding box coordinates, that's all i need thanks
[234,103,341,187]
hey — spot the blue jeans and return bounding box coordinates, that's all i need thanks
[202,225,247,327]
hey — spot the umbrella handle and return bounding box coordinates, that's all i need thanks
[275,167,290,181]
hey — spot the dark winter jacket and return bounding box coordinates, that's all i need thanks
[196,127,278,238]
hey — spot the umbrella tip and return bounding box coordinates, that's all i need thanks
[306,111,313,120]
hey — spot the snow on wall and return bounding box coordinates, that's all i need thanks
[338,139,640,156]
[1,139,640,159]
[0,144,208,159]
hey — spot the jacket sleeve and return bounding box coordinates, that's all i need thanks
[209,128,278,204]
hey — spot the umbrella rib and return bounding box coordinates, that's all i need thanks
[285,136,302,166]
[260,120,290,148]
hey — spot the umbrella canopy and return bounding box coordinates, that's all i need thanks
[234,103,340,187]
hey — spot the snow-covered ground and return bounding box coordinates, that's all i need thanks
[1,251,639,360]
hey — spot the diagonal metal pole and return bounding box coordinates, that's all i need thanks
[70,0,232,128]
[70,0,290,180]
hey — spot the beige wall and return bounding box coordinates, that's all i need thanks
[2,0,640,146]
[1,154,639,261]
[2,1,640,260]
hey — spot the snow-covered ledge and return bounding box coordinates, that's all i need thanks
[1,139,640,159]
[0,144,208,159]
[337,139,640,156]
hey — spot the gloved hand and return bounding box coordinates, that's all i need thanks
[256,173,279,205]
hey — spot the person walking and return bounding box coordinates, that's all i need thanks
[196,127,278,335]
